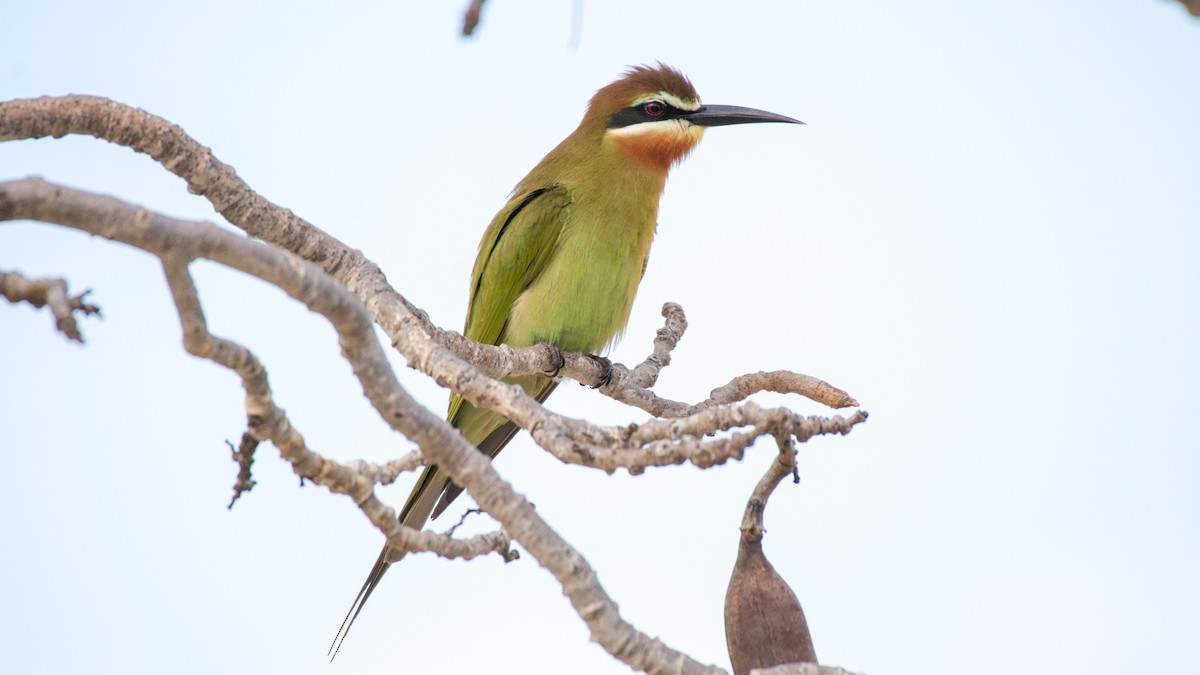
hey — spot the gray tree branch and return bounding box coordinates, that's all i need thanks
[3,176,859,674]
[2,93,869,675]
[0,269,100,341]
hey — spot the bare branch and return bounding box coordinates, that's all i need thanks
[0,95,449,353]
[2,95,865,675]
[462,0,487,35]
[0,95,677,429]
[0,176,734,675]
[226,435,259,509]
[427,299,866,476]
[536,404,868,475]
[342,450,426,487]
[0,98,857,467]
[159,254,514,562]
[2,176,864,489]
[740,435,798,542]
[590,304,856,418]
[0,270,101,341]
[628,301,688,388]
[1,177,517,567]
[707,372,858,410]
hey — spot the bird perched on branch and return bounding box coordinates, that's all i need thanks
[330,63,801,657]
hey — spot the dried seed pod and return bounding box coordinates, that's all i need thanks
[724,516,816,675]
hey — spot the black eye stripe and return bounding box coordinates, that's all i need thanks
[607,100,691,129]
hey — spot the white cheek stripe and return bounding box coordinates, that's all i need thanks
[632,91,701,111]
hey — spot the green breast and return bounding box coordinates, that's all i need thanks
[504,185,660,354]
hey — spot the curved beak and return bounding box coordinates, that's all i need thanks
[683,104,803,127]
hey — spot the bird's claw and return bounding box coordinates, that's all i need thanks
[586,354,613,389]
[543,344,566,378]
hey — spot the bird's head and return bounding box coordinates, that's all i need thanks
[585,63,802,172]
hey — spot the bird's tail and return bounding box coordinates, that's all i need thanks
[327,466,444,660]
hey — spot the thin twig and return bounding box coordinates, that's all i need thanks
[1,270,101,342]
[160,255,514,562]
[226,435,259,508]
[462,0,487,35]
[740,435,798,542]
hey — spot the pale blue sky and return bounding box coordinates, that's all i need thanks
[3,2,1198,674]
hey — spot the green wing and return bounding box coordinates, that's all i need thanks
[395,185,571,524]
[445,185,570,426]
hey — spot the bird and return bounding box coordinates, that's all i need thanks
[329,63,801,658]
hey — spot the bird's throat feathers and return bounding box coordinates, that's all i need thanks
[607,121,705,172]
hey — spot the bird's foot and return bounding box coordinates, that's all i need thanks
[542,343,566,378]
[586,354,613,389]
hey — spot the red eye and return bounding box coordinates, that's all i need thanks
[643,100,665,117]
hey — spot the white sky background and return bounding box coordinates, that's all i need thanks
[2,2,1198,674]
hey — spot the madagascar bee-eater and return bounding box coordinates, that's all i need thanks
[330,63,800,656]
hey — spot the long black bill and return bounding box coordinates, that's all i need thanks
[683,104,803,127]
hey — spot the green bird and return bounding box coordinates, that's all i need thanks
[330,63,800,656]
